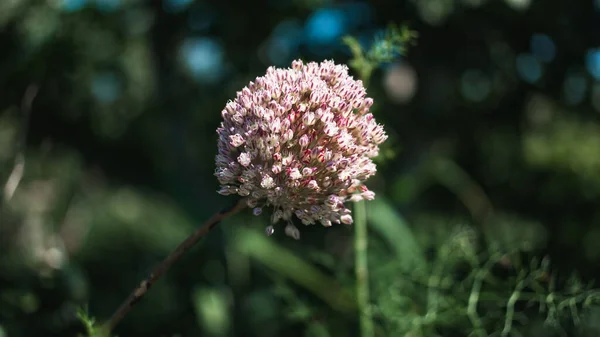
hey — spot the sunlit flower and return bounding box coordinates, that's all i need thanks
[215,59,387,239]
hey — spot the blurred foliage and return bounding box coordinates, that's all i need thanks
[343,23,418,86]
[2,0,600,337]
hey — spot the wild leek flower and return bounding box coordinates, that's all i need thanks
[215,60,387,238]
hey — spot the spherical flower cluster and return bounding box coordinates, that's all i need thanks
[215,59,387,239]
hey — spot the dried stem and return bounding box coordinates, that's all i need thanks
[101,197,247,334]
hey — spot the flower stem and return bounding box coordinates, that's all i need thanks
[101,197,247,334]
[354,200,374,337]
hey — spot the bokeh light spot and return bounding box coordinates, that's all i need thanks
[591,83,600,113]
[338,2,372,27]
[516,53,543,84]
[383,63,418,104]
[563,71,588,105]
[180,37,224,83]
[417,0,453,26]
[525,94,554,126]
[273,18,303,43]
[585,48,600,80]
[460,69,491,102]
[188,3,216,31]
[304,8,346,45]
[504,0,531,11]
[461,0,486,7]
[163,0,193,13]
[266,19,303,65]
[490,41,515,71]
[95,0,120,12]
[267,37,295,67]
[530,34,556,63]
[193,288,230,335]
[61,0,88,12]
[91,72,122,104]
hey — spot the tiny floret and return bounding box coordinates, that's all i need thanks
[215,59,387,238]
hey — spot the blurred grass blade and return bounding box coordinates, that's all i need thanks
[426,155,494,226]
[366,197,425,270]
[232,226,357,315]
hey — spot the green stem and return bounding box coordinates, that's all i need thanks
[354,200,374,337]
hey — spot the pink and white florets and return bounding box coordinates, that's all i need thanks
[215,59,387,239]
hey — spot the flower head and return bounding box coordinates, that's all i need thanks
[215,59,387,238]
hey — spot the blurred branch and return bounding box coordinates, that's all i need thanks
[101,197,248,334]
[2,84,38,205]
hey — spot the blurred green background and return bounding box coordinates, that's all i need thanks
[1,0,600,336]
